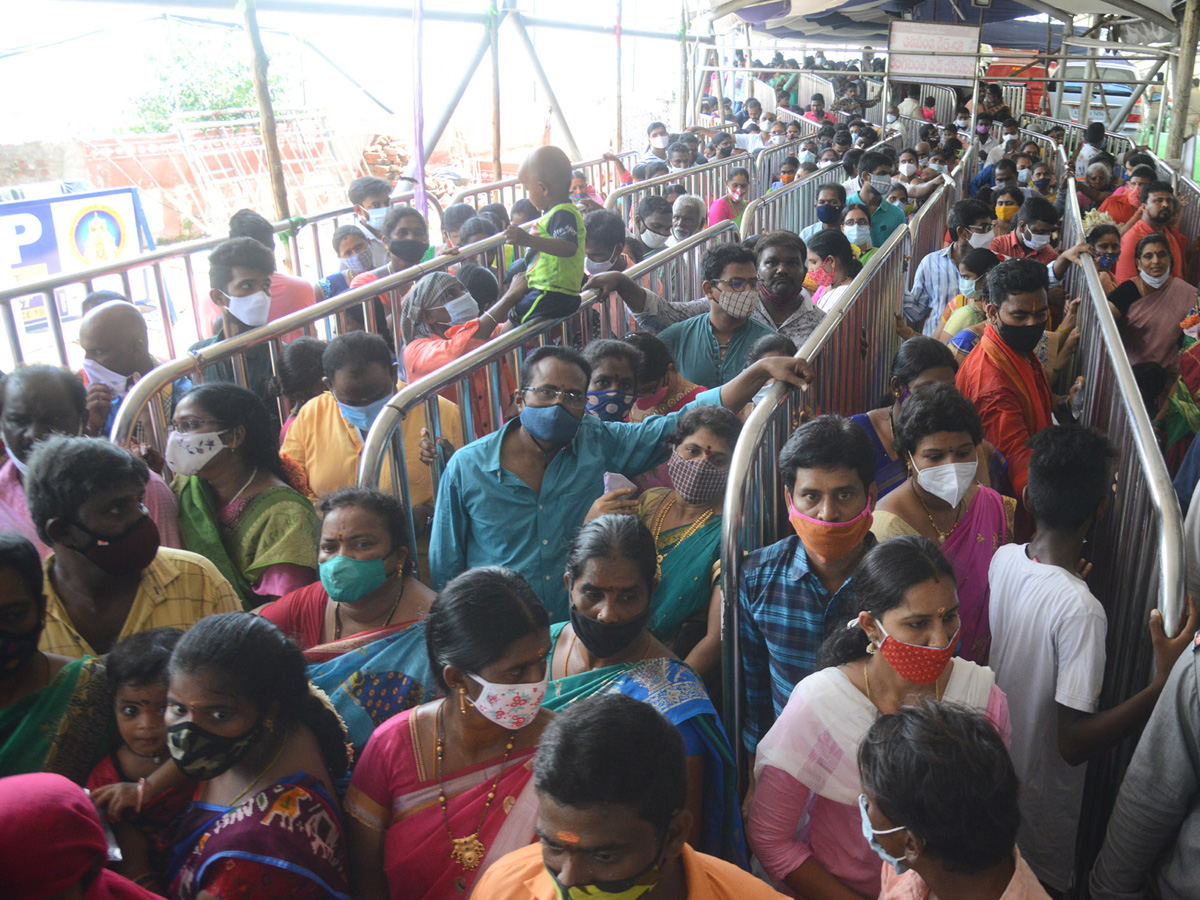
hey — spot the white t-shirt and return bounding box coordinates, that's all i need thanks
[988,543,1107,891]
[1075,141,1102,178]
[897,98,921,118]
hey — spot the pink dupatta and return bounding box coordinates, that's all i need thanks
[940,486,1008,664]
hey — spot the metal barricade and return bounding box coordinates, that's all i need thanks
[1058,178,1185,880]
[605,156,743,219]
[0,190,443,370]
[922,84,959,125]
[1001,85,1027,120]
[905,182,953,290]
[897,115,927,149]
[739,163,846,240]
[719,221,910,754]
[449,152,639,209]
[698,115,738,133]
[354,222,742,560]
[1175,175,1200,247]
[1023,114,1135,161]
[755,138,807,188]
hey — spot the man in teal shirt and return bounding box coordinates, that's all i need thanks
[429,344,812,621]
[846,150,906,248]
[657,245,776,388]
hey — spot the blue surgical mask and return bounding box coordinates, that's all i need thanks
[366,206,389,230]
[843,223,871,246]
[586,390,636,422]
[443,292,479,326]
[1017,168,1031,184]
[338,396,390,432]
[958,275,979,298]
[520,403,582,444]
[859,794,909,873]
[800,150,816,164]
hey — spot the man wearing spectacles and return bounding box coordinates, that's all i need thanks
[906,199,997,337]
[430,344,814,622]
[657,245,776,387]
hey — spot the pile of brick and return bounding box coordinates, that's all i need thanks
[361,135,410,181]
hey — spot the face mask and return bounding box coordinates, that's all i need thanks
[165,430,225,478]
[520,402,582,444]
[977,124,990,135]
[640,227,669,250]
[635,382,669,410]
[338,396,390,432]
[715,287,758,319]
[816,204,841,224]
[786,493,873,564]
[866,176,893,194]
[320,554,390,604]
[967,229,994,249]
[585,255,618,276]
[876,619,959,684]
[728,187,747,202]
[667,165,687,175]
[1003,132,1017,142]
[1021,227,1051,250]
[586,390,636,422]
[911,455,977,509]
[843,224,871,246]
[4,445,27,477]
[1097,252,1118,269]
[465,670,547,730]
[340,247,374,276]
[389,238,430,264]
[668,452,728,505]
[898,162,917,177]
[809,261,835,287]
[770,134,787,146]
[930,163,947,174]
[570,602,650,659]
[889,198,907,210]
[800,151,816,164]
[818,160,835,169]
[223,290,270,328]
[1140,269,1170,289]
[365,206,389,230]
[779,174,795,185]
[859,794,909,874]
[73,514,160,576]
[650,134,670,150]
[167,718,265,781]
[0,624,41,673]
[958,275,978,299]
[954,119,968,128]
[1017,168,1031,185]
[995,205,1017,223]
[82,358,130,398]
[443,292,479,326]
[886,113,898,124]
[995,319,1044,355]
[1034,178,1051,191]
[548,856,662,900]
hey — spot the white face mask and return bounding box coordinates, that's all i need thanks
[442,292,479,325]
[911,455,977,508]
[466,670,548,730]
[585,255,618,276]
[640,227,669,250]
[955,119,968,128]
[843,223,871,246]
[650,134,670,150]
[968,229,995,249]
[898,162,917,177]
[886,113,898,124]
[166,430,226,478]
[1017,168,1031,184]
[222,290,271,328]
[1140,268,1170,289]
[1021,227,1052,250]
[819,160,835,169]
[82,358,130,398]
[715,287,758,319]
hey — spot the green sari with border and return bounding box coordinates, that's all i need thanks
[640,489,722,649]
[544,623,748,867]
[0,656,112,783]
[174,477,320,610]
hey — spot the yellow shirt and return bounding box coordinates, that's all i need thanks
[40,548,242,657]
[280,388,463,505]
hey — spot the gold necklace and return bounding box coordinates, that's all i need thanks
[436,702,515,870]
[334,575,406,640]
[913,487,961,544]
[651,496,714,579]
[228,467,259,507]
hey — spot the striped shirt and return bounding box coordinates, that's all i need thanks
[906,246,961,336]
[738,532,876,753]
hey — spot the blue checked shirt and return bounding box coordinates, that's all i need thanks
[738,532,876,753]
[905,247,961,337]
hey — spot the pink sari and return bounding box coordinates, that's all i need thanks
[941,486,1008,664]
[345,707,540,900]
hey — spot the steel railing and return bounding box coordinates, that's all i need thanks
[1023,113,1135,162]
[739,162,846,240]
[354,221,743,561]
[448,151,639,210]
[1058,173,1186,881]
[1001,85,1027,121]
[754,133,816,190]
[904,178,954,290]
[605,156,746,220]
[719,215,912,761]
[922,84,959,126]
[0,188,443,370]
[1176,174,1200,246]
[697,115,738,133]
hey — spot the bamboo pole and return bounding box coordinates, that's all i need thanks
[490,1,502,181]
[1167,0,1200,162]
[241,0,289,224]
[616,0,624,153]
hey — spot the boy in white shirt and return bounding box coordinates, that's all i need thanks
[989,425,1199,895]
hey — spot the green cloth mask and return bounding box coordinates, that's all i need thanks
[320,554,389,603]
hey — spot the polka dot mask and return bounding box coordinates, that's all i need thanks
[874,621,959,684]
[586,389,636,423]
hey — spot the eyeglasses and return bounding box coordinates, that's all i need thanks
[168,418,228,434]
[715,277,760,290]
[966,222,995,232]
[523,386,588,408]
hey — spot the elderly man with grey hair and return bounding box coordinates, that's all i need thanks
[668,194,708,246]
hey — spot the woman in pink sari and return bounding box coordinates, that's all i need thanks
[870,383,1011,664]
[345,567,554,900]
[1110,232,1196,377]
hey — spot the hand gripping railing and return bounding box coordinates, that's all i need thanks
[605,156,745,219]
[448,152,639,209]
[738,162,847,240]
[718,217,912,763]
[1059,178,1186,880]
[109,228,515,452]
[354,221,743,563]
[0,189,442,370]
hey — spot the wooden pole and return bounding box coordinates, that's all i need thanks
[1167,0,1200,162]
[241,0,290,223]
[616,0,623,153]
[490,1,502,180]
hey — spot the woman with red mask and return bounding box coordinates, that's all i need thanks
[747,536,1010,900]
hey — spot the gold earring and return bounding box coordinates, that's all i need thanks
[867,635,880,654]
[458,688,468,715]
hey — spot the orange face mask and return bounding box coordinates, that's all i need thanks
[781,173,796,184]
[786,493,873,563]
[995,205,1018,222]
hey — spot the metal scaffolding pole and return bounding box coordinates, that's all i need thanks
[489,1,502,181]
[508,12,583,159]
[1167,0,1200,162]
[616,0,624,153]
[1107,57,1165,133]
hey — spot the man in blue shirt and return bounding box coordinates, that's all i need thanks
[846,150,906,248]
[431,344,813,622]
[905,198,995,336]
[657,244,775,387]
[739,415,878,754]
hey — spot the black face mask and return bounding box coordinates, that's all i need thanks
[569,603,649,659]
[995,319,1044,355]
[389,238,430,265]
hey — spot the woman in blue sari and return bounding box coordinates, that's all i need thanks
[543,514,747,866]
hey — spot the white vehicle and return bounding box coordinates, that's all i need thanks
[1048,59,1147,133]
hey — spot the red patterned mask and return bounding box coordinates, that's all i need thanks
[668,453,728,505]
[875,622,959,684]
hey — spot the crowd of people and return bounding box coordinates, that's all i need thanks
[3,60,1200,900]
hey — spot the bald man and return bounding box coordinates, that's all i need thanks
[78,300,192,438]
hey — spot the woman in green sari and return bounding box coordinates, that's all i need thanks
[168,383,319,609]
[544,514,747,866]
[0,533,110,782]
